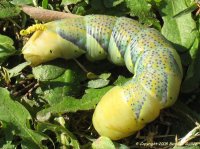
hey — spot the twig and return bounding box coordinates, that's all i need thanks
[73,59,99,79]
[24,82,39,97]
[73,59,88,73]
[12,81,36,96]
[20,5,81,22]
[176,122,200,146]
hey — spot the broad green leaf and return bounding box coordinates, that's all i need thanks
[0,34,14,46]
[87,79,110,88]
[8,62,31,78]
[42,0,48,9]
[87,73,111,88]
[32,60,66,81]
[99,73,111,80]
[159,0,198,51]
[0,34,16,63]
[125,0,151,17]
[125,0,158,25]
[0,88,47,148]
[11,0,33,5]
[36,73,130,120]
[38,68,83,105]
[92,136,115,149]
[0,0,21,18]
[35,60,85,105]
[173,3,198,18]
[37,86,112,121]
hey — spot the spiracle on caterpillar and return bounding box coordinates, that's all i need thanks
[21,15,183,140]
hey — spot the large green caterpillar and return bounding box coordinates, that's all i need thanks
[21,15,183,140]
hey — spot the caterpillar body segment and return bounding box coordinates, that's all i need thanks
[22,15,183,140]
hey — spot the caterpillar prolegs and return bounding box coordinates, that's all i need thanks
[22,15,183,140]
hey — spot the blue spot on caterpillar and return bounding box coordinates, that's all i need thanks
[21,15,183,140]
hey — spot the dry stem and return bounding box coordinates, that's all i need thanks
[176,123,200,146]
[21,5,81,22]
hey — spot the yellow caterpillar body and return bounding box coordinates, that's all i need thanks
[21,15,183,140]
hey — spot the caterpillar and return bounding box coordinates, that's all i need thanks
[21,15,183,140]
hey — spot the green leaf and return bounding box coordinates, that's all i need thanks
[37,86,112,121]
[74,5,87,15]
[1,142,16,149]
[99,73,111,80]
[125,0,157,25]
[92,136,115,149]
[42,0,48,9]
[87,73,111,88]
[173,3,198,18]
[35,60,85,105]
[37,122,80,149]
[0,34,16,63]
[0,0,21,18]
[103,0,124,8]
[114,75,131,86]
[159,0,198,51]
[125,0,151,17]
[87,79,110,88]
[0,87,48,148]
[38,68,83,105]
[36,73,130,120]
[92,136,129,149]
[32,60,66,81]
[114,143,129,149]
[8,62,31,78]
[0,34,14,46]
[11,0,33,5]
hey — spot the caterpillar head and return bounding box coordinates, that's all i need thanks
[21,23,85,66]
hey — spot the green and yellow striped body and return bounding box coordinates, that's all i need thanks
[22,15,183,140]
